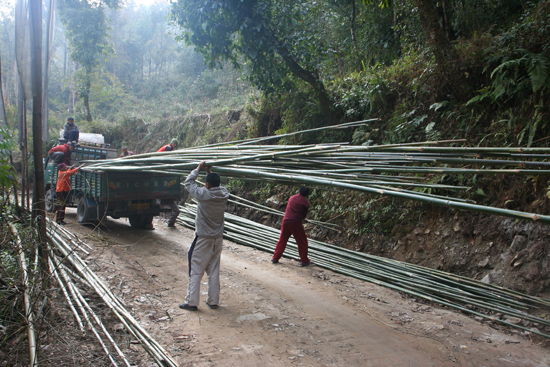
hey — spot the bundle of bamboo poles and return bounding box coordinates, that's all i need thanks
[175,202,550,339]
[83,120,550,223]
[46,219,178,367]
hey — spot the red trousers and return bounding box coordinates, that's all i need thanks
[272,221,310,263]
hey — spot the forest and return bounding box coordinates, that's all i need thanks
[0,0,548,285]
[1,0,550,364]
[0,0,546,150]
[0,0,549,288]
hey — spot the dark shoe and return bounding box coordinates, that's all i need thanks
[271,259,279,264]
[206,302,218,309]
[300,262,313,267]
[167,223,175,227]
[59,221,67,225]
[179,303,198,311]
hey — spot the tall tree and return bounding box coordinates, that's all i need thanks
[414,0,468,99]
[170,0,339,125]
[58,0,119,121]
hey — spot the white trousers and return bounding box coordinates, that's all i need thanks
[185,235,223,307]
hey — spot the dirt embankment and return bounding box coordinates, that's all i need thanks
[385,210,550,297]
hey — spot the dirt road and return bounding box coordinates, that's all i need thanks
[63,209,549,367]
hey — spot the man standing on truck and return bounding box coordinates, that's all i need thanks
[54,163,81,224]
[157,138,178,152]
[63,117,79,142]
[48,141,76,165]
[179,161,229,311]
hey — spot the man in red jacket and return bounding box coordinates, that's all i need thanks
[271,187,312,266]
[157,139,178,152]
[48,142,76,165]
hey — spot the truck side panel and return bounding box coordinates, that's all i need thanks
[72,170,103,200]
[104,172,180,200]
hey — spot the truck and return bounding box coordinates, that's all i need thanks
[44,137,181,228]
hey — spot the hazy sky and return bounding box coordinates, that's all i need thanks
[0,0,170,13]
[0,0,171,21]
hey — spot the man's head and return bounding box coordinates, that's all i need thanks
[58,163,67,171]
[170,139,178,149]
[299,187,310,197]
[205,172,221,188]
[121,146,128,153]
[67,117,74,125]
[68,141,76,151]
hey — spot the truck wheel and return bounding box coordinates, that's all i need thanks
[77,196,90,223]
[129,214,154,229]
[77,197,102,224]
[142,215,154,229]
[45,188,56,213]
[129,215,144,228]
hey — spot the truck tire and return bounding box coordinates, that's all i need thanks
[129,214,154,229]
[45,188,56,213]
[142,215,154,229]
[77,196,103,224]
[77,196,91,223]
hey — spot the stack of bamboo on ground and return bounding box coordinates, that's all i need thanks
[176,202,550,339]
[46,219,178,367]
[85,120,550,223]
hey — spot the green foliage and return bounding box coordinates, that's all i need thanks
[58,0,114,69]
[463,2,550,147]
[0,128,16,190]
[309,189,416,237]
[468,49,549,105]
[58,0,121,120]
[170,0,344,123]
[171,0,288,91]
[88,69,128,119]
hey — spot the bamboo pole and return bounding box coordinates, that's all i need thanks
[47,220,179,367]
[212,166,550,223]
[48,256,86,333]
[9,223,37,366]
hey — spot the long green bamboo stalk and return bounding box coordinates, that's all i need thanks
[9,223,37,367]
[212,166,550,223]
[46,219,179,367]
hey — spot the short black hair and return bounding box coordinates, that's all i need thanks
[299,187,310,196]
[206,172,221,187]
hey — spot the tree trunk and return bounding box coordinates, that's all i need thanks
[84,68,92,122]
[414,0,469,99]
[276,43,338,125]
[349,0,362,71]
[31,0,47,297]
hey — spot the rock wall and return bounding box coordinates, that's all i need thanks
[376,208,550,297]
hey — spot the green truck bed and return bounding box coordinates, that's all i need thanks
[45,142,181,228]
